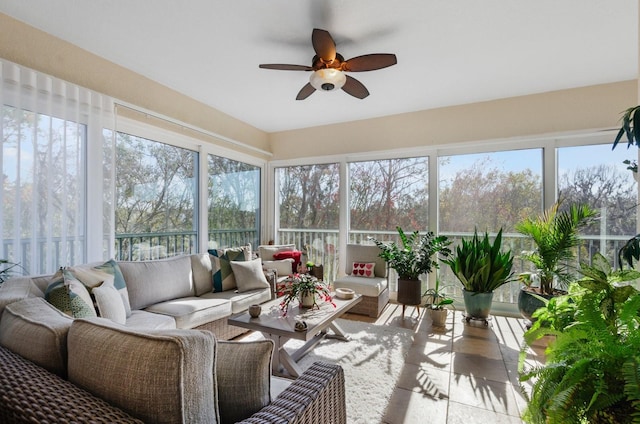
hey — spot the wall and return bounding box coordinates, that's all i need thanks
[268,80,637,160]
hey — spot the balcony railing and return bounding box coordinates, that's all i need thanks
[279,229,633,314]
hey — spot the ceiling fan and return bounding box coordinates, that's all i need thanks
[259,28,397,100]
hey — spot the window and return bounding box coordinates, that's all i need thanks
[557,143,637,268]
[349,157,429,239]
[1,60,113,274]
[208,155,260,249]
[276,163,340,279]
[438,149,543,304]
[114,132,197,260]
[2,106,86,273]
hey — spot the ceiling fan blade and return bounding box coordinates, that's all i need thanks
[296,83,316,100]
[312,28,336,62]
[342,75,369,99]
[342,54,397,72]
[259,64,313,71]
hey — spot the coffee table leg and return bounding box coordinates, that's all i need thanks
[267,334,302,379]
[325,321,351,342]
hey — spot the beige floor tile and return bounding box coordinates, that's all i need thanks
[382,387,448,424]
[404,342,453,371]
[450,352,509,383]
[451,334,503,360]
[449,373,521,416]
[395,362,450,399]
[447,401,524,423]
[342,302,537,422]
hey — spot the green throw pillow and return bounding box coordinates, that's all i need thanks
[209,246,250,292]
[45,269,97,318]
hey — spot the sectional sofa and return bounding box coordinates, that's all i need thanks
[0,252,347,423]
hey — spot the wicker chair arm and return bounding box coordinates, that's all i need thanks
[239,361,347,424]
[0,345,142,423]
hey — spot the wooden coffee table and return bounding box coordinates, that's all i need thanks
[228,293,362,378]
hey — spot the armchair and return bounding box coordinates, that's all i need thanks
[333,244,389,318]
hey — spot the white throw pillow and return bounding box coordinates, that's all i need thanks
[92,284,127,325]
[231,259,271,293]
[262,259,294,277]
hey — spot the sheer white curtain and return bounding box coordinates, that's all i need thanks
[0,59,115,274]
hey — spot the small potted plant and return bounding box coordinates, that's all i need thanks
[444,228,515,322]
[371,227,451,316]
[423,278,453,327]
[277,273,334,316]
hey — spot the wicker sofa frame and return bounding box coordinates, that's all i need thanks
[0,345,346,424]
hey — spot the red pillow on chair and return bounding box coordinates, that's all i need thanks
[351,262,376,278]
[273,250,302,273]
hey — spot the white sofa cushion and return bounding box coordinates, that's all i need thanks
[119,255,195,310]
[333,275,388,298]
[145,296,231,329]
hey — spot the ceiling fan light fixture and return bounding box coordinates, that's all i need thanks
[309,69,346,92]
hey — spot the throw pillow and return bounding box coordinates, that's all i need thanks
[209,246,250,292]
[258,244,295,261]
[351,262,376,278]
[92,284,127,325]
[231,259,271,293]
[45,269,97,318]
[217,339,273,424]
[94,259,132,317]
[261,259,294,278]
[273,250,301,273]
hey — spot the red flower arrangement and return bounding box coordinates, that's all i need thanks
[277,273,335,316]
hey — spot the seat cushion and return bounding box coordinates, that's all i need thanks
[333,275,388,298]
[67,318,218,424]
[145,296,231,329]
[201,288,271,314]
[0,297,73,377]
[124,310,177,330]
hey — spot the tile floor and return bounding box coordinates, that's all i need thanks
[341,301,548,424]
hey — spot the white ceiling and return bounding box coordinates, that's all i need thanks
[0,0,637,133]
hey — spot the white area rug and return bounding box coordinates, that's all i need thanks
[246,318,414,424]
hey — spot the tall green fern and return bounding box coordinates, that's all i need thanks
[519,253,640,423]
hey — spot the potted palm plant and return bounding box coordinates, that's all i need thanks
[443,228,515,322]
[515,201,596,325]
[371,227,451,316]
